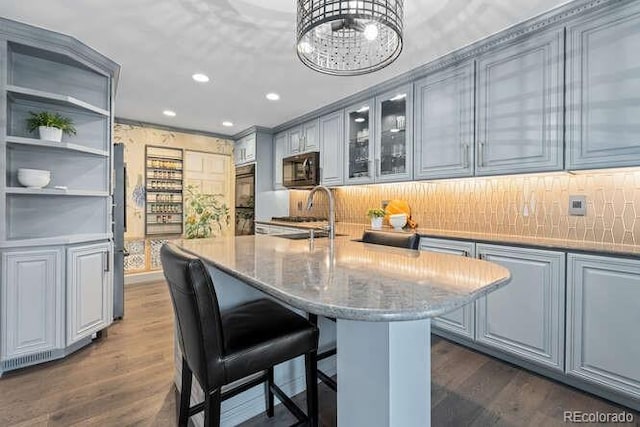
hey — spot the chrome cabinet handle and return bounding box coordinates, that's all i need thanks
[375,158,380,177]
[103,251,110,272]
[477,253,484,260]
[369,160,374,178]
[478,142,485,167]
[462,250,470,257]
[463,142,470,169]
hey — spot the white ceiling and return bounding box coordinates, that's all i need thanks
[0,0,567,136]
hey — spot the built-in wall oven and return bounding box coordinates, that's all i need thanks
[283,151,320,188]
[235,164,255,235]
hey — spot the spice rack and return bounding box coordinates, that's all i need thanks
[145,146,183,236]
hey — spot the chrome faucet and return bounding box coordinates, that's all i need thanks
[306,185,335,239]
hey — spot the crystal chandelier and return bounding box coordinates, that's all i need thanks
[296,0,404,76]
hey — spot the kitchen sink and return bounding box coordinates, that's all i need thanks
[273,232,348,240]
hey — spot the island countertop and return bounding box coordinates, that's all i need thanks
[177,235,511,321]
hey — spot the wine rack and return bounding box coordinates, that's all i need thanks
[145,145,183,236]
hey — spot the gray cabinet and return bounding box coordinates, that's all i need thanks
[566,253,640,400]
[374,85,413,183]
[319,110,344,187]
[566,4,640,170]
[273,131,288,190]
[414,62,474,180]
[419,237,475,340]
[288,119,319,154]
[476,244,565,371]
[344,99,375,185]
[234,134,256,165]
[66,242,113,345]
[1,248,64,362]
[476,29,564,175]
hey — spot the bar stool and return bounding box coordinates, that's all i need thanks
[161,244,319,426]
[313,230,420,392]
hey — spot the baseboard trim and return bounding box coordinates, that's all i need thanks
[125,271,164,285]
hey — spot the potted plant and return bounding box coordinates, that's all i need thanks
[366,208,386,230]
[26,111,77,142]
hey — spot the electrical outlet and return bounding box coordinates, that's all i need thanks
[568,195,586,216]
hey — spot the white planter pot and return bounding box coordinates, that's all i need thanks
[370,217,384,230]
[38,126,63,142]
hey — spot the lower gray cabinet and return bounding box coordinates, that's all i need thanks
[67,242,113,345]
[419,237,476,340]
[1,247,64,362]
[475,244,565,371]
[566,254,640,400]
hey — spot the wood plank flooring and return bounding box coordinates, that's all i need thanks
[0,281,637,426]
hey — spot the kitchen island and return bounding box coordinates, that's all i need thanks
[177,234,510,426]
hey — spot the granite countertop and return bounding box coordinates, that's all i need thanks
[256,220,640,257]
[177,235,511,322]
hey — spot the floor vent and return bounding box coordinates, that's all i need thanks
[2,350,54,370]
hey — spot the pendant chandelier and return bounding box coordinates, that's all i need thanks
[296,0,404,76]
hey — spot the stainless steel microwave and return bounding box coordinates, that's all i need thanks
[283,151,320,188]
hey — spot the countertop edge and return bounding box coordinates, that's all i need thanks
[177,242,512,322]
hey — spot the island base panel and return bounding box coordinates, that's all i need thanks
[337,319,431,427]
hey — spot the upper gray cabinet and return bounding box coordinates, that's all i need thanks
[566,4,640,170]
[476,29,564,176]
[566,253,640,401]
[476,244,565,371]
[288,119,320,154]
[319,110,344,187]
[414,62,474,180]
[234,134,256,165]
[344,99,375,185]
[374,85,413,183]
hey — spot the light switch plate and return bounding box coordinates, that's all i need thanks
[569,195,587,216]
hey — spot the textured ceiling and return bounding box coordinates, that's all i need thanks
[0,0,567,135]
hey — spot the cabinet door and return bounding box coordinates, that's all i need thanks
[375,84,413,183]
[567,5,640,169]
[566,254,640,400]
[344,100,375,185]
[476,244,565,371]
[234,140,245,165]
[319,110,344,186]
[414,62,474,180]
[419,237,475,339]
[476,29,564,175]
[273,132,288,190]
[67,242,113,345]
[288,126,303,154]
[303,119,320,152]
[243,135,256,163]
[1,248,64,360]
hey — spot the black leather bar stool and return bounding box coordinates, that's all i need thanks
[161,244,319,427]
[312,230,420,392]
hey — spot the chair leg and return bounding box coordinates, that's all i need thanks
[204,389,221,427]
[305,351,319,427]
[178,358,192,427]
[265,367,275,417]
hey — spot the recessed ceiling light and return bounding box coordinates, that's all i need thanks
[222,121,234,127]
[355,117,365,123]
[192,73,210,83]
[163,110,176,117]
[266,93,280,101]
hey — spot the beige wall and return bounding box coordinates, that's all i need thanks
[290,168,640,245]
[114,122,234,273]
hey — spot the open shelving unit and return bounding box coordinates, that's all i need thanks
[145,145,184,236]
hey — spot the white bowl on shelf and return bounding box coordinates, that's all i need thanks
[17,168,51,189]
[389,213,407,230]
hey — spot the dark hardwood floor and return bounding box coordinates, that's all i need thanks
[0,281,637,426]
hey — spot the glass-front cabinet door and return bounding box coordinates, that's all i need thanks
[344,100,375,185]
[375,84,413,182]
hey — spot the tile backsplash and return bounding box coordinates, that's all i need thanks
[289,169,640,245]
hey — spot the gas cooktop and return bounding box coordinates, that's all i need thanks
[271,216,327,223]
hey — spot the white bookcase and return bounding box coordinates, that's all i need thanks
[0,18,119,375]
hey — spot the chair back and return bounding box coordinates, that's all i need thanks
[361,230,420,250]
[161,244,225,389]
